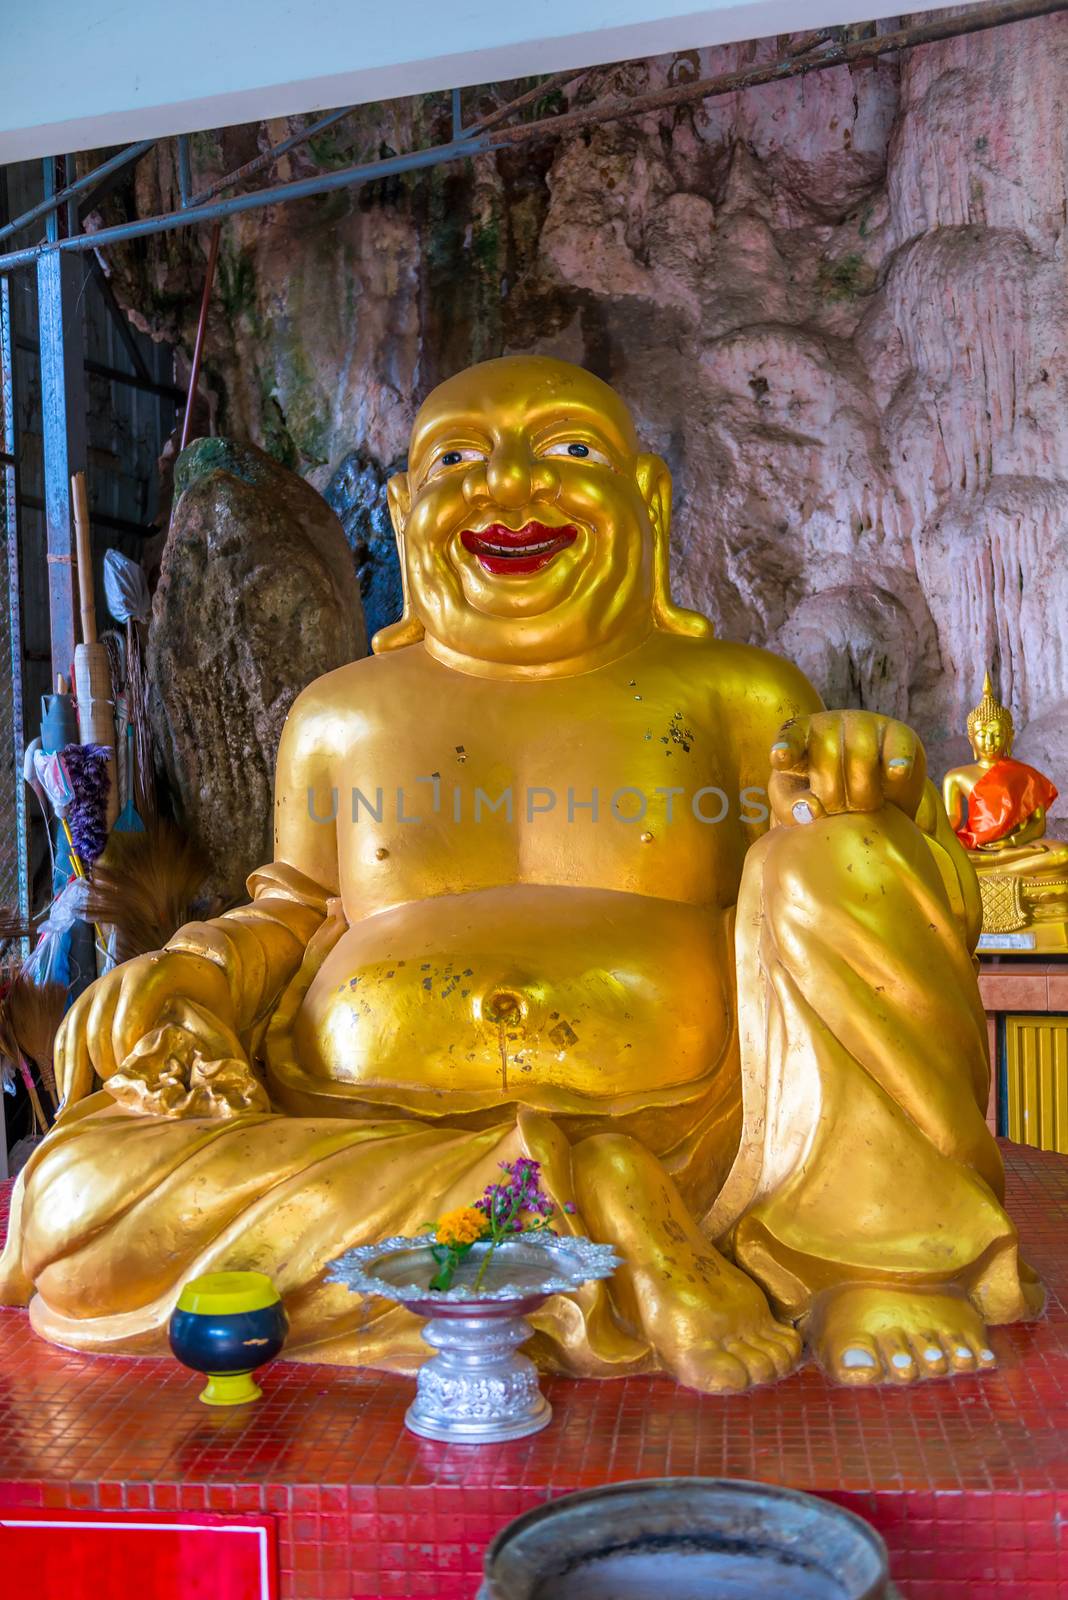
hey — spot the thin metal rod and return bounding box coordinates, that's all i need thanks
[177,134,193,208]
[0,141,156,245]
[0,136,492,265]
[179,223,221,452]
[0,0,1062,272]
[85,358,185,404]
[185,105,356,207]
[460,66,589,138]
[19,492,156,539]
[16,333,186,402]
[487,0,1068,148]
[88,255,153,384]
[451,88,463,139]
[43,158,58,246]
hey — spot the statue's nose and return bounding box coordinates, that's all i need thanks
[486,446,533,508]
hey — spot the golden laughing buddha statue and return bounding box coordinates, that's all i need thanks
[943,672,1068,952]
[0,356,1041,1389]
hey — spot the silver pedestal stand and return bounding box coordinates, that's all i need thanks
[328,1234,619,1445]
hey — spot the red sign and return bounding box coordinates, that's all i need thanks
[0,1507,277,1599]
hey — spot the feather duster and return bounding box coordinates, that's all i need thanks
[61,742,111,864]
[82,819,210,964]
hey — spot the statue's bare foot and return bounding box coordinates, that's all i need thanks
[572,1130,801,1392]
[662,1252,803,1394]
[810,1284,997,1386]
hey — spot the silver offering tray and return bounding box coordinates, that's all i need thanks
[327,1233,619,1444]
[328,1232,618,1312]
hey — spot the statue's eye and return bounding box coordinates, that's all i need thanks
[542,440,612,466]
[429,447,485,477]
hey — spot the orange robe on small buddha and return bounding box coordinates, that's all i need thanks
[955,760,1058,851]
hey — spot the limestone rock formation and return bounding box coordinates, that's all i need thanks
[148,439,365,899]
[108,10,1068,825]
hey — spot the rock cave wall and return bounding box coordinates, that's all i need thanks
[106,8,1068,824]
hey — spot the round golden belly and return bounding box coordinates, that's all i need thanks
[293,885,730,1099]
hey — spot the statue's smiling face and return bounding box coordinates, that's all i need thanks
[972,716,1012,760]
[390,356,660,667]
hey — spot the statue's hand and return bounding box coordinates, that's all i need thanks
[54,948,247,1111]
[768,710,927,827]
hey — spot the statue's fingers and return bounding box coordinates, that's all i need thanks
[87,969,124,1082]
[769,716,810,773]
[109,954,171,1064]
[839,711,884,812]
[55,992,95,1108]
[803,715,851,814]
[768,772,827,828]
[881,720,927,816]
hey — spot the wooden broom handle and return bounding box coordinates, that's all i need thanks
[71,471,96,645]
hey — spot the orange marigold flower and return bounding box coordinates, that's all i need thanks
[435,1206,490,1248]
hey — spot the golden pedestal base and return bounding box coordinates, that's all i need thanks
[976,872,1068,955]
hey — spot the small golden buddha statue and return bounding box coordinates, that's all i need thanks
[943,673,1068,952]
[0,356,1041,1390]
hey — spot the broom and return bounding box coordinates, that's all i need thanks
[82,818,209,964]
[0,973,52,1129]
[2,972,65,1112]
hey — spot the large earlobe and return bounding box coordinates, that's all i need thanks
[635,453,712,639]
[372,472,426,654]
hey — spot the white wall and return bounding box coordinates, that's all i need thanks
[2,0,964,162]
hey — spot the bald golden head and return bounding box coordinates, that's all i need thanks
[378,354,708,672]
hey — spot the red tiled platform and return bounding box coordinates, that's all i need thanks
[2,1143,1068,1599]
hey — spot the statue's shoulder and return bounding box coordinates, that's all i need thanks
[283,651,397,731]
[661,634,822,725]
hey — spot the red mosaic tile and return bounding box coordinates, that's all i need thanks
[2,1143,1068,1597]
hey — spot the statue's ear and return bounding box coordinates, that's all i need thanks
[372,471,426,654]
[635,452,712,639]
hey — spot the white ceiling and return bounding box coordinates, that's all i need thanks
[2,0,969,164]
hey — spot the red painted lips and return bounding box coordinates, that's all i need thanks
[460,521,578,575]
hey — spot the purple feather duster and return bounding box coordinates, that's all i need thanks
[61,743,111,864]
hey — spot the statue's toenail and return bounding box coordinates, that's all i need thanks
[955,1345,972,1359]
[793,800,814,825]
[891,1352,913,1369]
[924,1347,942,1362]
[841,1348,876,1369]
[981,1348,995,1360]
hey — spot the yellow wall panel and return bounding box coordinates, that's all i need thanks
[1005,1014,1068,1152]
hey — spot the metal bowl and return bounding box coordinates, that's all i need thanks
[478,1477,896,1599]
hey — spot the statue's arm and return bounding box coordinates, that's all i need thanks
[54,686,339,1110]
[915,780,984,951]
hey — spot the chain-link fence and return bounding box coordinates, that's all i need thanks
[0,273,29,947]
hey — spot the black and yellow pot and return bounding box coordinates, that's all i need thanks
[169,1271,288,1406]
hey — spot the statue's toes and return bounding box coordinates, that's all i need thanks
[768,1321,803,1367]
[730,1324,801,1383]
[674,1343,753,1394]
[829,1334,883,1385]
[874,1330,922,1383]
[908,1329,950,1376]
[948,1331,997,1372]
[723,1336,777,1385]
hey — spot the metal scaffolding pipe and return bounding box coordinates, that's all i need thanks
[185,104,357,208]
[0,140,156,245]
[0,0,1062,273]
[458,66,590,139]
